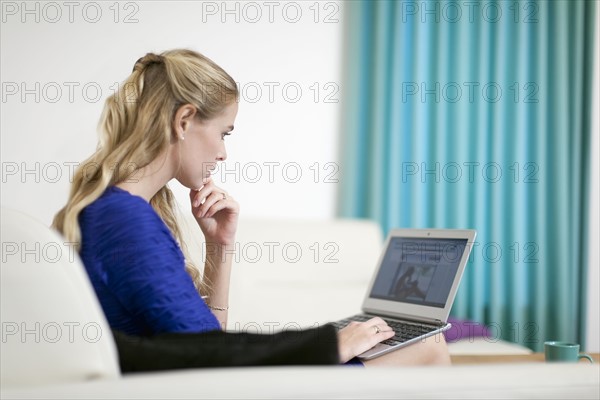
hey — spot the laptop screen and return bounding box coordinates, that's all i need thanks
[369,237,468,308]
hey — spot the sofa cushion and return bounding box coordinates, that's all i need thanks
[0,208,120,387]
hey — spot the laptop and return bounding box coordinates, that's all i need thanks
[332,228,477,360]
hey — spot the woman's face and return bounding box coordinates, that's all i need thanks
[173,101,238,189]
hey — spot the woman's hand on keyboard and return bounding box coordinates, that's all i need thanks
[336,317,395,363]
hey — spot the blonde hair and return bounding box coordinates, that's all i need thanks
[52,49,238,297]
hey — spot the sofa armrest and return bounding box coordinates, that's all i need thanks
[3,364,599,399]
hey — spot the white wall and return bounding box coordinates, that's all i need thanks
[585,3,600,353]
[0,1,343,224]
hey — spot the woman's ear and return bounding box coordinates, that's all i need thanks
[172,104,198,140]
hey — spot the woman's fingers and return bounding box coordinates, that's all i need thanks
[190,179,229,218]
[201,192,231,218]
[366,317,395,335]
[193,191,228,218]
[191,178,214,207]
[337,318,396,363]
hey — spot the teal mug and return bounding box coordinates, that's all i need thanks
[544,341,594,363]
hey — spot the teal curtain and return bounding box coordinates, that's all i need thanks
[339,0,596,351]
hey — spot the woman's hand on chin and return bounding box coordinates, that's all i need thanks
[189,178,239,245]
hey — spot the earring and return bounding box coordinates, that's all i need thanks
[180,135,185,141]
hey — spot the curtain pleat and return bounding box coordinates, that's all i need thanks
[339,0,596,350]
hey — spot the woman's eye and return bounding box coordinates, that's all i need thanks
[221,132,231,140]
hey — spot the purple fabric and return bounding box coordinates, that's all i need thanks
[344,356,365,367]
[443,318,491,343]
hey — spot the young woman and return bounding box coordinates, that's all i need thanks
[53,49,450,370]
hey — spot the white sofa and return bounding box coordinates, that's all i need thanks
[1,207,598,399]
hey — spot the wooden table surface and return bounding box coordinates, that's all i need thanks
[451,352,600,364]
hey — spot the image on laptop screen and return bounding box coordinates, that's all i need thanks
[369,237,468,308]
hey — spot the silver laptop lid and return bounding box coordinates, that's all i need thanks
[362,228,477,324]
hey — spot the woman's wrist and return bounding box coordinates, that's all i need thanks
[204,241,236,265]
[336,332,354,364]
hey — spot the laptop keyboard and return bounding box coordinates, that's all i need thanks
[331,314,441,346]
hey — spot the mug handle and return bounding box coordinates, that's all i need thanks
[578,353,594,363]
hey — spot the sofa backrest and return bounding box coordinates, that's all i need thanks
[0,207,120,388]
[179,216,384,331]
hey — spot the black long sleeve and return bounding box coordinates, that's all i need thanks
[113,324,340,373]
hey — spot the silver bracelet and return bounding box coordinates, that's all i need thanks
[207,304,229,311]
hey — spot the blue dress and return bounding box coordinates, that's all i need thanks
[78,186,221,336]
